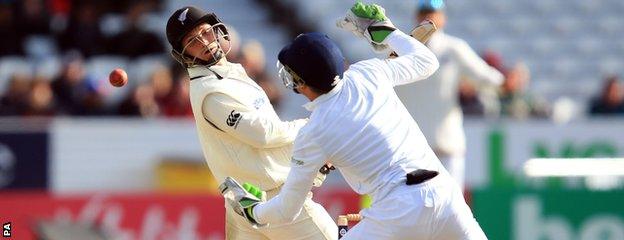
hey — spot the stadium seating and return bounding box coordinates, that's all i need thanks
[283,0,624,103]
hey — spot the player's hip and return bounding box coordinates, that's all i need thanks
[361,172,459,223]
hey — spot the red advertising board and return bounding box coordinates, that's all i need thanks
[0,189,360,240]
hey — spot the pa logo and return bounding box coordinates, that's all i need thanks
[3,222,11,237]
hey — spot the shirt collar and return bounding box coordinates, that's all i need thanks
[303,79,344,112]
[187,61,247,81]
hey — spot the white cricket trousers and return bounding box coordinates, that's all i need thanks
[342,174,487,240]
[225,187,337,240]
[440,155,466,192]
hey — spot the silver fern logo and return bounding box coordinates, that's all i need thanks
[178,8,189,24]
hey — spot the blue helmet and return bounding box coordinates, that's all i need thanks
[277,32,345,94]
[418,0,445,12]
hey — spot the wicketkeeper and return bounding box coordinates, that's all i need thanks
[221,2,487,240]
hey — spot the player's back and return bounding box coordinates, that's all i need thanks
[305,60,444,200]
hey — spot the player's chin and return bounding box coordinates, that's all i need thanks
[201,50,220,61]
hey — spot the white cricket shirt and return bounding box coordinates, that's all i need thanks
[395,31,503,156]
[254,30,442,224]
[188,62,307,191]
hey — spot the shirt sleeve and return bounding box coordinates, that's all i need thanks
[202,93,307,149]
[253,131,326,224]
[377,30,440,86]
[453,39,504,85]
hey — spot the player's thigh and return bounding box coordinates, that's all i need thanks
[226,207,269,240]
[439,156,466,190]
[434,191,487,240]
[342,217,431,240]
[435,212,487,240]
[261,199,337,240]
[346,187,438,240]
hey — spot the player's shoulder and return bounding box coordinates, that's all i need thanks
[443,33,471,49]
[345,58,388,82]
[194,76,259,97]
[293,121,319,147]
[348,58,385,72]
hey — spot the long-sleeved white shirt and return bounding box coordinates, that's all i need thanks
[395,31,504,156]
[188,62,307,190]
[254,30,442,224]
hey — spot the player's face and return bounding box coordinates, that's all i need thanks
[418,11,446,29]
[181,23,222,62]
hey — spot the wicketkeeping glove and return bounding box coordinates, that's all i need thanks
[219,177,267,228]
[336,1,397,52]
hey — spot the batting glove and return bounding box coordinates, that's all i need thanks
[219,177,267,228]
[336,1,397,52]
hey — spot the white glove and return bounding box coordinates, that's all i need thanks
[336,2,397,52]
[219,177,267,228]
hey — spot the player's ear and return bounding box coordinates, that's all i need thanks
[293,84,306,94]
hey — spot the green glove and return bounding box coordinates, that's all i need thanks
[241,182,265,222]
[219,177,267,228]
[337,1,397,52]
[243,182,265,199]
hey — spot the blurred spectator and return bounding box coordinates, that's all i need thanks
[118,83,160,117]
[162,76,193,118]
[240,41,283,108]
[57,1,106,57]
[108,1,164,58]
[50,52,90,114]
[240,41,265,79]
[458,79,485,116]
[499,63,550,119]
[0,74,31,115]
[589,76,624,115]
[150,65,174,108]
[23,79,56,116]
[15,0,51,36]
[224,25,242,63]
[482,49,506,73]
[0,3,25,56]
[73,77,109,116]
[147,63,194,117]
[49,0,71,17]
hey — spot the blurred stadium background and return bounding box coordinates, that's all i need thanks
[1,0,623,239]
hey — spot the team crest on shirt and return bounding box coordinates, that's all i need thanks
[252,97,266,110]
[226,110,242,128]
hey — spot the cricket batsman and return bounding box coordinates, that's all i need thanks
[220,2,487,239]
[165,6,337,239]
[395,0,504,190]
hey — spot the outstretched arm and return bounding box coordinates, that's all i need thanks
[454,39,504,85]
[253,136,326,224]
[381,30,439,86]
[220,132,327,226]
[337,2,439,86]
